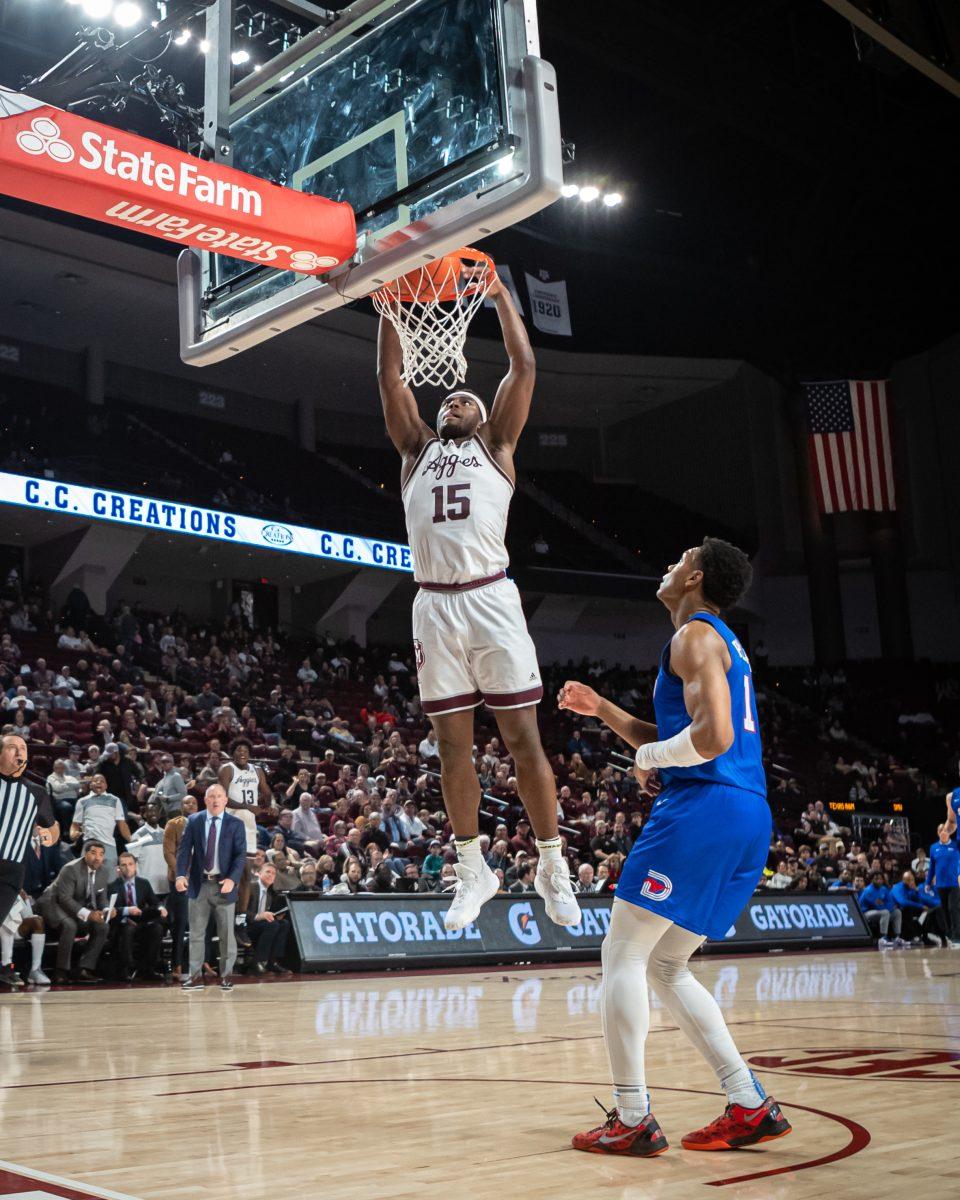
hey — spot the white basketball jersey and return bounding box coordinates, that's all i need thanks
[226,761,260,807]
[402,436,513,584]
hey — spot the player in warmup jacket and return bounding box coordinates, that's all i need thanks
[377,268,579,933]
[944,782,960,844]
[559,539,791,1156]
[927,825,960,945]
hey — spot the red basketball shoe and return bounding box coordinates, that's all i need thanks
[572,1101,669,1156]
[681,1097,791,1151]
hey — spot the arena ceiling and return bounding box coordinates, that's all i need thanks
[0,0,957,376]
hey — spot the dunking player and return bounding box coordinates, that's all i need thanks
[560,539,791,1155]
[377,269,580,931]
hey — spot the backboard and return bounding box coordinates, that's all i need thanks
[178,0,561,366]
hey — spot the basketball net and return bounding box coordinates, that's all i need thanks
[372,247,496,390]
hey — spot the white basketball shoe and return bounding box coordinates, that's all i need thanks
[443,861,500,931]
[535,860,582,926]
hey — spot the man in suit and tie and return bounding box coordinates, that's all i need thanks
[108,851,168,981]
[36,840,113,983]
[175,783,245,992]
[245,862,292,977]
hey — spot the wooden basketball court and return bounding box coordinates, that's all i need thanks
[1,948,956,1199]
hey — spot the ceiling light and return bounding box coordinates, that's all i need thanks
[578,185,600,203]
[231,49,250,65]
[81,0,114,18]
[174,29,191,45]
[497,151,515,177]
[113,1,142,25]
[560,183,578,198]
[603,191,623,207]
[279,71,294,83]
[199,39,210,53]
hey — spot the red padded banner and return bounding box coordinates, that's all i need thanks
[0,89,356,274]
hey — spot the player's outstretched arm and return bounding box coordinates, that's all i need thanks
[946,792,957,837]
[377,315,432,457]
[484,279,536,451]
[557,681,658,750]
[670,623,735,760]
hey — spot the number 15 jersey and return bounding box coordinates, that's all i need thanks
[402,435,512,584]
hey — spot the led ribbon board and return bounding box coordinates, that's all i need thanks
[0,87,356,275]
[0,472,413,573]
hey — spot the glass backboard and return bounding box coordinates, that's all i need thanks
[178,0,561,366]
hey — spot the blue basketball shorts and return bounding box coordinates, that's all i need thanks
[615,780,771,940]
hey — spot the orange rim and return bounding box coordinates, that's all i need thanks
[374,246,496,304]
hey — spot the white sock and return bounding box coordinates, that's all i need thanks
[613,1086,649,1127]
[454,837,484,871]
[30,933,45,972]
[0,929,12,967]
[719,1066,766,1109]
[535,837,563,866]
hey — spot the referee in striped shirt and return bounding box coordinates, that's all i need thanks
[0,735,59,978]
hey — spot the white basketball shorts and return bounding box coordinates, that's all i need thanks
[412,574,543,717]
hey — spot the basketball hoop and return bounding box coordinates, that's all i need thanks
[372,247,496,390]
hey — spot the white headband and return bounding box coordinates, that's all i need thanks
[438,390,488,433]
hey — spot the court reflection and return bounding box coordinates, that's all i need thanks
[314,983,486,1037]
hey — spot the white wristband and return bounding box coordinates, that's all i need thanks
[635,726,710,771]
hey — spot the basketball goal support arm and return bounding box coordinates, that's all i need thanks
[377,316,431,456]
[485,287,536,449]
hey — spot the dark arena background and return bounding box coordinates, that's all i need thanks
[1,2,959,1198]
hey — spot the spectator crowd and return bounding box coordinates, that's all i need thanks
[2,568,959,986]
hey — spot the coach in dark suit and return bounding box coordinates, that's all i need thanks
[36,840,112,983]
[108,851,167,980]
[175,784,246,990]
[244,862,292,976]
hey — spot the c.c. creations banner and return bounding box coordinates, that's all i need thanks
[0,471,413,573]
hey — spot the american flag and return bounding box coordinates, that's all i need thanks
[803,379,896,514]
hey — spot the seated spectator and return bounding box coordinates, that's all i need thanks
[891,870,946,947]
[36,840,113,984]
[912,844,931,881]
[329,858,364,895]
[510,817,537,859]
[267,851,300,892]
[766,860,793,890]
[245,863,292,976]
[509,860,537,893]
[422,840,445,878]
[575,862,597,893]
[858,872,903,947]
[46,757,82,828]
[107,852,168,981]
[293,862,319,892]
[367,863,396,893]
[418,729,440,762]
[589,818,619,864]
[291,793,325,858]
[29,708,59,745]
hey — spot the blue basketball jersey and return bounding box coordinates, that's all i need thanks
[652,611,766,798]
[951,791,960,843]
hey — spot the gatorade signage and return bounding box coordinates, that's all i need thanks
[289,891,870,971]
[0,86,356,274]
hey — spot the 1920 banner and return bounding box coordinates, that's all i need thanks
[288,891,871,971]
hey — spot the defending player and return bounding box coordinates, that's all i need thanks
[561,539,791,1155]
[377,268,580,932]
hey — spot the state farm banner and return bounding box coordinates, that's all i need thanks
[0,86,356,274]
[524,270,572,336]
